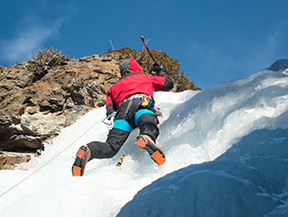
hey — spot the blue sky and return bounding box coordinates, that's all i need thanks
[1,0,288,89]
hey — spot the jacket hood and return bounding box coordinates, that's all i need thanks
[119,58,143,77]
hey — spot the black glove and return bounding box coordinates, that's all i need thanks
[153,62,165,74]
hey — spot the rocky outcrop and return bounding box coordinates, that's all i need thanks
[0,151,36,169]
[0,54,120,166]
[268,59,288,72]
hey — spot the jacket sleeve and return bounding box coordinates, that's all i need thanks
[105,89,117,116]
[157,69,174,91]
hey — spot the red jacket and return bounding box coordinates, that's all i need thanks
[105,58,173,115]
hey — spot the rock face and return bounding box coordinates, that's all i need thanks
[268,59,288,72]
[0,55,119,163]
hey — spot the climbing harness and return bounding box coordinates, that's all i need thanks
[138,95,162,117]
[138,95,153,108]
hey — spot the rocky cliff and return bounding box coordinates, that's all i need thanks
[0,54,119,167]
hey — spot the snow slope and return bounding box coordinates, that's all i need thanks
[117,129,288,217]
[1,62,288,216]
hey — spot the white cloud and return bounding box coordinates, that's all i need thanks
[0,25,53,64]
[0,10,73,65]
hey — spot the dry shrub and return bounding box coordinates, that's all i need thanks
[27,48,70,81]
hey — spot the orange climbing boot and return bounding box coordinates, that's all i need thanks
[136,135,166,166]
[72,145,91,176]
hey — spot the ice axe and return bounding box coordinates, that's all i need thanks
[140,36,156,63]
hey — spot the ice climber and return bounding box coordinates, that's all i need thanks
[72,58,174,176]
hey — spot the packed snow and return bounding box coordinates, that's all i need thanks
[1,63,288,216]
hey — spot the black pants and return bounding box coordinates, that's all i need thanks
[87,98,159,160]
